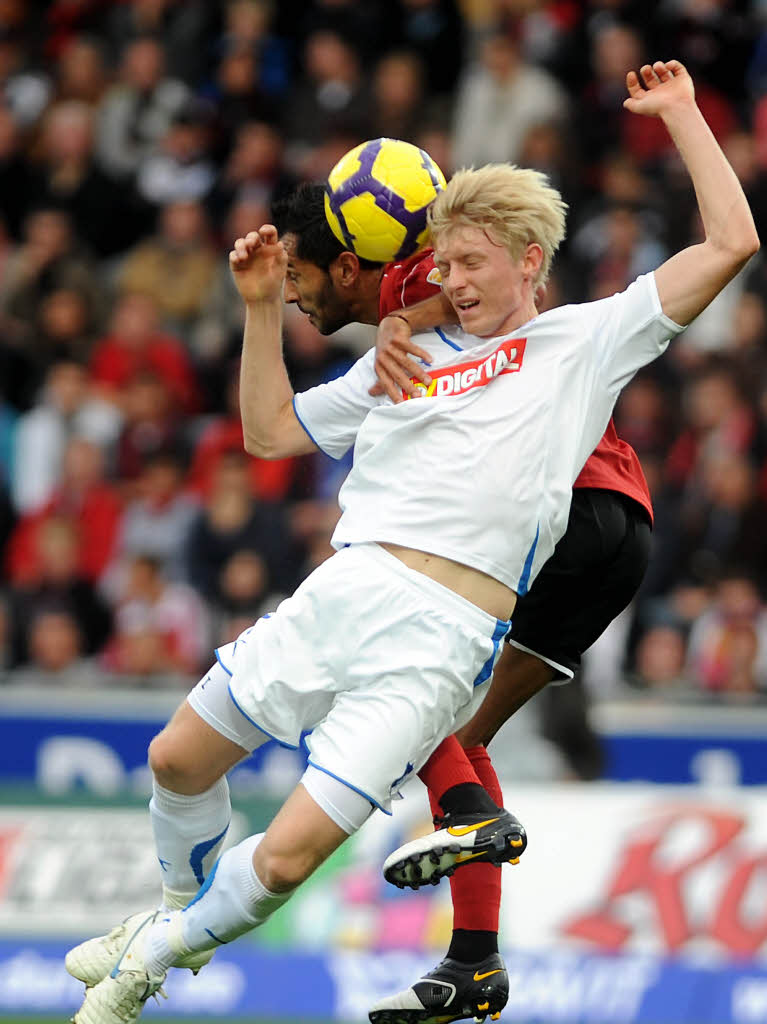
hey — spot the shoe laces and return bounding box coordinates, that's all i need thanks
[104,911,157,956]
[112,971,167,1015]
[151,986,168,1007]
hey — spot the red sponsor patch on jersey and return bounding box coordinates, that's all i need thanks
[402,337,527,400]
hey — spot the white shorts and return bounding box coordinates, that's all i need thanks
[188,662,269,752]
[195,543,509,813]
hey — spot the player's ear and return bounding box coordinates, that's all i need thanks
[330,250,361,288]
[523,242,544,278]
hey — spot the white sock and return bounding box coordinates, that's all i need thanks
[149,777,231,907]
[144,833,293,973]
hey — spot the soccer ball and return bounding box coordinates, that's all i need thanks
[324,137,447,263]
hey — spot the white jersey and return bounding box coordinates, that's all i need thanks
[293,273,684,595]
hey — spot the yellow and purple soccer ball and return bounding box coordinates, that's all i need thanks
[324,137,447,263]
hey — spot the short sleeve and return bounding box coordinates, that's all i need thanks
[292,349,380,460]
[588,273,686,394]
[379,249,442,318]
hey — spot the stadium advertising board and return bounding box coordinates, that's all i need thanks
[0,687,307,798]
[2,687,767,795]
[0,941,765,1022]
[0,784,764,1020]
[0,809,248,935]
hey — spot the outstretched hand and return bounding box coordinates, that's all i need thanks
[229,225,287,304]
[623,60,695,118]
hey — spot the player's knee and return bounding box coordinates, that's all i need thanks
[148,728,203,791]
[254,844,319,893]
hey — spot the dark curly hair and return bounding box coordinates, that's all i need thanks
[272,183,383,271]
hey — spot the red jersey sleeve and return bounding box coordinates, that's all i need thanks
[378,248,443,318]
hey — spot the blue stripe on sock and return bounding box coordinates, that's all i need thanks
[189,824,230,887]
[183,855,221,911]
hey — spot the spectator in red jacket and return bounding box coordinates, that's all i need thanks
[187,364,297,502]
[89,291,202,415]
[6,436,122,585]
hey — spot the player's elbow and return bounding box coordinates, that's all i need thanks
[700,231,760,294]
[243,430,278,459]
[243,426,299,460]
[719,224,760,268]
[242,430,265,457]
[242,401,301,459]
[743,227,761,261]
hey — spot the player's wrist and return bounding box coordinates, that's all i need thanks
[244,293,283,308]
[659,94,700,125]
[385,312,411,327]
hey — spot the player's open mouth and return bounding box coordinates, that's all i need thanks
[457,300,479,311]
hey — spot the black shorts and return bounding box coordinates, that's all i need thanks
[508,488,652,680]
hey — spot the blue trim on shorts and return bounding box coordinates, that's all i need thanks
[227,684,299,750]
[473,618,511,689]
[306,759,388,815]
[292,396,341,460]
[434,327,463,351]
[214,649,233,677]
[517,524,540,597]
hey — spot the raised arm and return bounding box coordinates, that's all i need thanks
[230,225,318,459]
[624,60,759,326]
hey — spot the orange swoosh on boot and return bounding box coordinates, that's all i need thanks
[446,818,499,837]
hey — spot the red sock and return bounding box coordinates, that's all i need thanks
[449,745,504,933]
[465,745,503,807]
[417,734,480,806]
[428,787,442,824]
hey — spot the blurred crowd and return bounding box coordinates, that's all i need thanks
[0,0,766,708]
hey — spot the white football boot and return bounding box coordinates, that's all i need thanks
[71,912,167,1024]
[66,893,213,987]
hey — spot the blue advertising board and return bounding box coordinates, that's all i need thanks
[0,687,308,797]
[595,701,767,786]
[0,687,766,793]
[602,730,767,786]
[0,940,764,1023]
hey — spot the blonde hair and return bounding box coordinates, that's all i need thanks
[428,164,568,286]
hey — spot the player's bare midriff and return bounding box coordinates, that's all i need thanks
[380,542,517,621]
